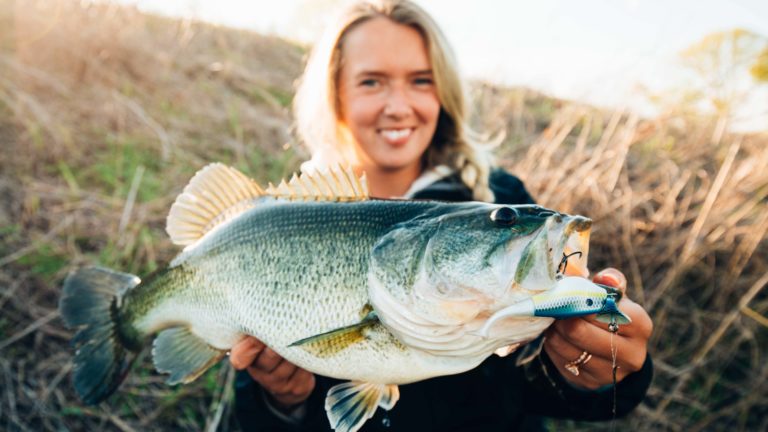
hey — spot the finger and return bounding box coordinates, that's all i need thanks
[546,343,632,387]
[545,330,603,383]
[290,368,316,395]
[252,347,285,374]
[257,359,298,393]
[280,368,315,400]
[593,267,627,294]
[583,297,654,340]
[544,342,603,389]
[258,367,316,407]
[550,318,647,373]
[229,337,265,370]
[545,330,633,385]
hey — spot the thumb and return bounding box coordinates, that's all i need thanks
[593,267,627,294]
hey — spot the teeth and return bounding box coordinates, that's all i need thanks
[381,129,411,140]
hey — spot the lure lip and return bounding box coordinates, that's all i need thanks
[594,282,623,302]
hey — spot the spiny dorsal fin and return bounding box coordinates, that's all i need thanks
[265,165,369,202]
[166,163,265,246]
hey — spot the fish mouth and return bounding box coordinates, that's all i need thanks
[554,216,591,278]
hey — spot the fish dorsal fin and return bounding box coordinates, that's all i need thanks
[167,163,369,247]
[166,163,265,246]
[325,381,400,432]
[265,165,369,202]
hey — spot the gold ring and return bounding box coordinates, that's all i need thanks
[564,351,593,376]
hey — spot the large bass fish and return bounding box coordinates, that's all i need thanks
[60,164,629,432]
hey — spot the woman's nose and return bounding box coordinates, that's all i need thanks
[383,89,412,118]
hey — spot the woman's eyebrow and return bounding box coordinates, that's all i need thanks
[354,70,388,78]
[353,69,433,78]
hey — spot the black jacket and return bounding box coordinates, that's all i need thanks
[234,169,653,431]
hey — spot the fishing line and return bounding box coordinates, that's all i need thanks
[609,315,619,428]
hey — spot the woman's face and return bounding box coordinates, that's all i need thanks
[337,17,441,173]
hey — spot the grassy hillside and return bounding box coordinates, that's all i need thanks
[1,1,766,431]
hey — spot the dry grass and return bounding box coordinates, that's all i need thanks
[1,1,766,431]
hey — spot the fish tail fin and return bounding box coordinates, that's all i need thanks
[59,266,141,405]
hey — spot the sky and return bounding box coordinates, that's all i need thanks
[115,0,768,130]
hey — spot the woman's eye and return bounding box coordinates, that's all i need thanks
[413,77,433,86]
[359,79,379,87]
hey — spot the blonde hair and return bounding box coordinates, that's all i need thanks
[293,0,495,201]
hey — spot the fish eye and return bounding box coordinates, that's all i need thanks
[490,207,517,226]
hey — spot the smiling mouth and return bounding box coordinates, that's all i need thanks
[379,128,413,144]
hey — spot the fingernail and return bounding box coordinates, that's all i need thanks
[596,268,615,277]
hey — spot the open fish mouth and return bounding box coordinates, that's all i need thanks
[554,216,591,278]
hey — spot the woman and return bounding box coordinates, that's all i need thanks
[230,1,653,430]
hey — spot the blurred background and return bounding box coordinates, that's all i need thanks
[0,0,766,430]
[119,0,768,132]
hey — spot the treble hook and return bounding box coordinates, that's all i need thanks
[557,251,583,275]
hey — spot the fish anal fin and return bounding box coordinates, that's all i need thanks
[289,312,378,358]
[325,381,400,432]
[166,163,264,247]
[152,327,225,385]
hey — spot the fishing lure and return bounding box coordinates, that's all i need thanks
[477,276,631,338]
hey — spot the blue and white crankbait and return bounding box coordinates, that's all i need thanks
[477,277,631,337]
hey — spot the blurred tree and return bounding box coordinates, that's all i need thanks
[678,28,768,134]
[751,46,768,82]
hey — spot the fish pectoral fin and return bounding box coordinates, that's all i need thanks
[325,381,400,432]
[288,312,378,358]
[152,327,225,385]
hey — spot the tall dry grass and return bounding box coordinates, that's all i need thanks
[1,1,766,431]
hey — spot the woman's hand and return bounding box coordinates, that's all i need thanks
[230,336,316,409]
[543,268,653,390]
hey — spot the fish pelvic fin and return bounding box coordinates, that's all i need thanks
[152,327,226,384]
[288,311,378,359]
[59,267,141,405]
[166,163,369,247]
[325,381,400,432]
